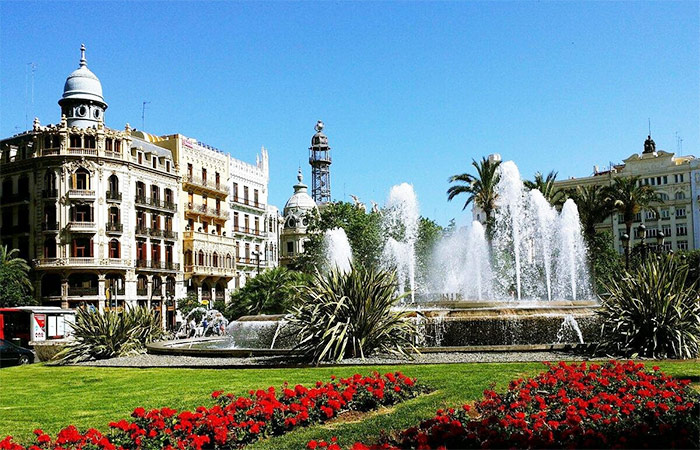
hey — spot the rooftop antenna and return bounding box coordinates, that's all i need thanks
[24,62,37,130]
[676,131,683,156]
[648,118,651,136]
[141,101,151,130]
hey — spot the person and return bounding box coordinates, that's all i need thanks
[188,318,197,337]
[201,318,208,335]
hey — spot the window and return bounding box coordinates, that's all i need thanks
[678,241,689,250]
[675,191,686,200]
[152,156,157,169]
[254,189,259,206]
[202,168,207,185]
[136,211,146,229]
[151,185,160,202]
[69,134,81,148]
[165,216,173,232]
[136,182,145,199]
[73,168,90,190]
[213,253,218,267]
[674,174,685,183]
[245,243,250,260]
[108,206,119,224]
[661,209,670,219]
[662,224,671,236]
[659,193,669,201]
[136,241,147,261]
[109,239,120,258]
[105,138,112,152]
[676,224,688,236]
[187,163,193,178]
[202,221,208,233]
[71,237,93,257]
[617,214,624,223]
[645,211,656,220]
[198,250,204,266]
[676,207,686,218]
[165,245,173,263]
[43,237,56,258]
[137,152,143,164]
[663,176,668,184]
[216,198,220,213]
[233,212,239,229]
[634,212,641,222]
[254,217,259,234]
[244,214,250,231]
[164,189,172,204]
[244,186,249,204]
[152,214,160,230]
[215,172,220,188]
[165,161,171,172]
[152,243,161,262]
[72,204,92,222]
[233,183,238,201]
[108,174,119,194]
[84,136,96,149]
[287,241,294,254]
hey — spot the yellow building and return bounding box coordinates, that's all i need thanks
[554,135,696,253]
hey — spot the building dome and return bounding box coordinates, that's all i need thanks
[283,169,317,217]
[59,44,107,108]
[311,120,329,147]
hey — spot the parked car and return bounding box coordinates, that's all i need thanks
[0,339,35,367]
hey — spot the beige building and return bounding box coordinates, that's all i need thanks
[554,135,697,253]
[0,46,183,328]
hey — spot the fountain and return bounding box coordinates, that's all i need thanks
[150,159,600,357]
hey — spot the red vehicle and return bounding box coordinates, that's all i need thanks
[0,307,75,348]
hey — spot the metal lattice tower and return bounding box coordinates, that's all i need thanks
[309,120,332,204]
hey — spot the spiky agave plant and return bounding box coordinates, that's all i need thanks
[289,266,417,364]
[598,255,700,359]
[57,306,166,363]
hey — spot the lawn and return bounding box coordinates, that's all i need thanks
[1,360,698,449]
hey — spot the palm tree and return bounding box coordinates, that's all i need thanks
[0,246,34,307]
[565,184,612,240]
[447,157,501,232]
[524,170,565,207]
[604,177,661,266]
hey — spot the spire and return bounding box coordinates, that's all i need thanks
[79,44,87,68]
[297,167,303,183]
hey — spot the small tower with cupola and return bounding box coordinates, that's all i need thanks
[58,44,108,128]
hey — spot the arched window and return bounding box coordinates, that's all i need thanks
[184,250,192,266]
[198,250,204,266]
[166,277,175,296]
[72,168,90,190]
[152,277,162,297]
[44,171,56,191]
[135,181,146,200]
[212,252,218,267]
[226,253,232,268]
[675,191,686,200]
[108,175,119,195]
[659,192,669,201]
[109,239,120,259]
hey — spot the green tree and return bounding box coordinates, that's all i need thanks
[565,184,612,240]
[176,292,203,321]
[415,217,443,289]
[225,267,310,320]
[298,202,384,272]
[447,156,501,236]
[524,170,565,207]
[587,231,623,293]
[0,246,36,307]
[604,176,661,263]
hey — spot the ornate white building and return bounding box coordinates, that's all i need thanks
[280,169,317,267]
[0,46,183,328]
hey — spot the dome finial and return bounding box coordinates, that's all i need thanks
[315,120,324,133]
[297,167,303,183]
[79,44,87,67]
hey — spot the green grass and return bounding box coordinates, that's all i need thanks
[0,360,698,449]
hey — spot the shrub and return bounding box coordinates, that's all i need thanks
[56,306,165,363]
[288,266,417,364]
[597,254,700,359]
[350,361,699,449]
[225,267,310,320]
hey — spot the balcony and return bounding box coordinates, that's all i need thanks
[135,226,149,237]
[230,196,265,212]
[184,264,235,277]
[67,147,97,156]
[42,189,58,199]
[67,189,95,199]
[185,203,227,220]
[182,174,229,197]
[34,257,130,268]
[106,191,122,202]
[135,196,177,212]
[137,288,148,296]
[183,230,237,249]
[41,222,59,232]
[68,286,98,296]
[0,192,30,204]
[232,226,264,238]
[135,260,180,271]
[163,230,178,240]
[67,221,96,232]
[149,228,164,238]
[238,257,267,267]
[106,222,123,234]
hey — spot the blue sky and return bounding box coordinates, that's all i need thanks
[1,1,697,226]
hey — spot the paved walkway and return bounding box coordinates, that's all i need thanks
[76,351,587,369]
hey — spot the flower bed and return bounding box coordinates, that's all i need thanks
[323,361,699,449]
[0,372,427,450]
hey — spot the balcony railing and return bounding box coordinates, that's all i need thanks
[42,189,58,198]
[163,230,177,240]
[149,228,163,238]
[137,288,148,296]
[41,222,59,232]
[67,286,98,296]
[183,174,229,195]
[135,260,180,271]
[106,222,123,233]
[135,196,177,212]
[67,147,97,156]
[106,191,122,201]
[135,226,149,236]
[185,203,226,219]
[232,226,263,237]
[67,189,95,199]
[184,264,235,276]
[182,230,237,248]
[0,192,30,203]
[67,221,96,231]
[231,197,265,210]
[238,257,266,266]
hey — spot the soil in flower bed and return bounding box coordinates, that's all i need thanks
[0,372,429,450]
[316,361,700,449]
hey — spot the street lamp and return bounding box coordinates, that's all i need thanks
[637,224,647,260]
[252,250,261,275]
[621,233,630,269]
[656,231,665,254]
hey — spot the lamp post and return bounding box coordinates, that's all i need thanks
[621,233,630,269]
[637,224,647,260]
[252,250,261,275]
[656,231,665,255]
